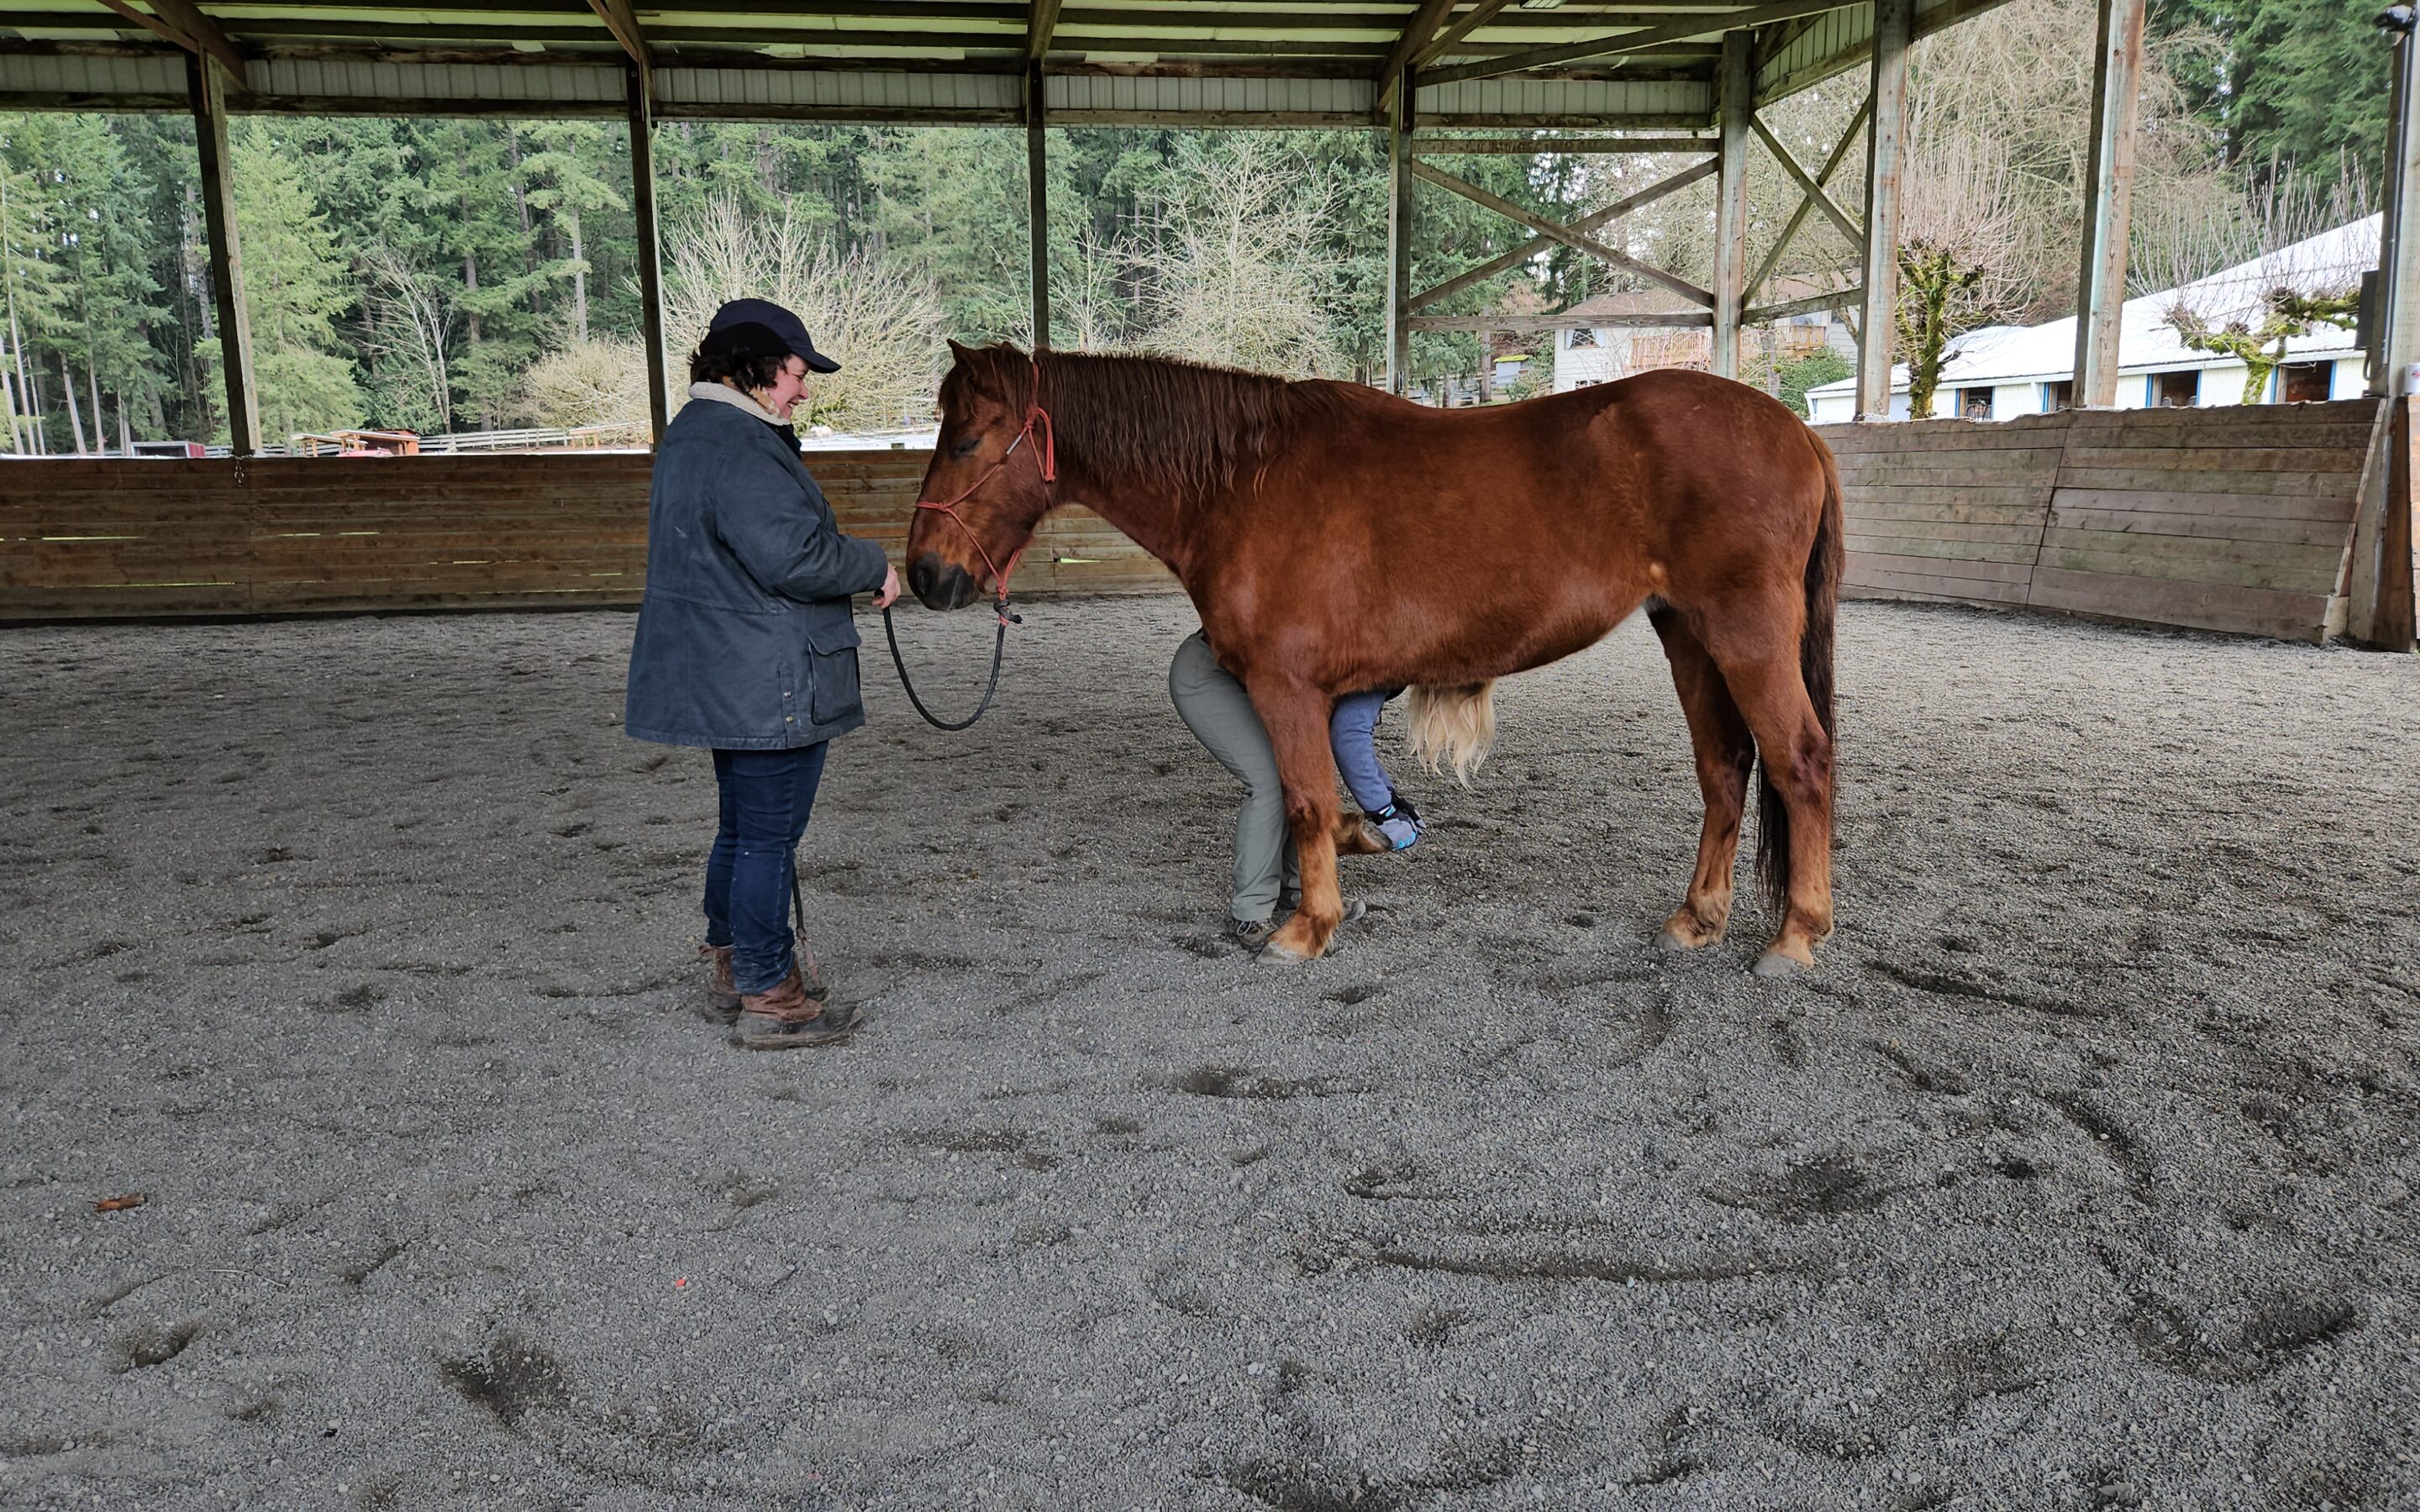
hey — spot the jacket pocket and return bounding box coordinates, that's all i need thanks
[800,614,864,727]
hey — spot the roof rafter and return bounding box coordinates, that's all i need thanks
[93,0,246,79]
[1028,0,1063,57]
[1423,0,1858,87]
[1374,0,1459,115]
[586,0,653,76]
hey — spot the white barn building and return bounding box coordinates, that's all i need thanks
[1805,217,2379,423]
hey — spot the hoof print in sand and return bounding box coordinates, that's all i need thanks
[1704,1153,1891,1222]
[1160,1065,1352,1100]
[110,1318,208,1373]
[2128,1293,2360,1382]
[439,1331,571,1428]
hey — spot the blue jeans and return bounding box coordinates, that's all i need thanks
[704,743,829,995]
[1328,689,1402,813]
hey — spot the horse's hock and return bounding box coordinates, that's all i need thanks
[0,401,2402,645]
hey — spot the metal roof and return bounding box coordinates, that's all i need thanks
[0,0,1997,124]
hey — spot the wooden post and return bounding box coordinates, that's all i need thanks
[626,62,670,442]
[1854,0,1911,420]
[1027,63,1050,348]
[1712,29,1754,381]
[1386,74,1415,395]
[1476,327,1491,402]
[2351,10,2419,648]
[187,53,257,455]
[2071,0,2145,408]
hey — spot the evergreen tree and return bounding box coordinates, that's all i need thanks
[521,121,630,344]
[208,121,362,443]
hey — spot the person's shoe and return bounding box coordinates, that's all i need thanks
[733,967,863,1050]
[701,942,741,1023]
[1231,916,1280,949]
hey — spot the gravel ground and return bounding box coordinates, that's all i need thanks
[2,596,2417,1512]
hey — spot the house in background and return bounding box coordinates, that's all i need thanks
[1551,277,1856,393]
[1806,216,2379,423]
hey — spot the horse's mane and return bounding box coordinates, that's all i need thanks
[981,346,1339,506]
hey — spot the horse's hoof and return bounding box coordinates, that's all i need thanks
[1657,926,1694,952]
[1752,947,1812,978]
[1255,941,1310,966]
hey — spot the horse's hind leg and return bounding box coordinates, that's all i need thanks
[1697,598,1835,974]
[1648,606,1757,949]
[1248,680,1349,963]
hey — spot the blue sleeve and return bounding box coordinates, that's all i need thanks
[1329,690,1396,812]
[710,449,888,604]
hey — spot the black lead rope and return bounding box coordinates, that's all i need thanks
[881,601,1018,732]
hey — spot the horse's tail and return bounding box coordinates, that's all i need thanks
[1756,434,1844,915]
[1405,681,1497,785]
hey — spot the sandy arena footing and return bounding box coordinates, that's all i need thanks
[2,596,2416,1509]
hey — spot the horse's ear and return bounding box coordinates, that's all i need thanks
[945,338,972,365]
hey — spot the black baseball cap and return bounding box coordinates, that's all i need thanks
[702,298,840,373]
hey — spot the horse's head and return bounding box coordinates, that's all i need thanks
[908,340,1058,611]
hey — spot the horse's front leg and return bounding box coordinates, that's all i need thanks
[1249,680,1348,963]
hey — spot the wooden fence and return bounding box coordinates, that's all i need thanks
[0,451,1168,620]
[1814,399,2386,643]
[0,402,2397,643]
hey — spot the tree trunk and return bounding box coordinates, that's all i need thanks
[508,123,542,320]
[118,388,133,454]
[87,365,104,454]
[570,210,588,344]
[60,351,87,454]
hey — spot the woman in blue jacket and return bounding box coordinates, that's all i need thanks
[625,299,900,1049]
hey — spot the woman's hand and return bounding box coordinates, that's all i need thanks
[873,564,902,610]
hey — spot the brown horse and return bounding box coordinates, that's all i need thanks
[905,342,1841,974]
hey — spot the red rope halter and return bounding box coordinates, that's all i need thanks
[913,358,1055,624]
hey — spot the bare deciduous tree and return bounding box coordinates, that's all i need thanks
[662,196,945,432]
[360,244,455,433]
[1126,140,1349,378]
[2156,162,2373,402]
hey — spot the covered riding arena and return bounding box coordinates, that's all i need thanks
[3,3,2418,1508]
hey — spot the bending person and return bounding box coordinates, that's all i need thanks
[625,298,901,1049]
[1169,630,1422,952]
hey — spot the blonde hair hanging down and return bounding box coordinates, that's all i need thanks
[1403,681,1497,785]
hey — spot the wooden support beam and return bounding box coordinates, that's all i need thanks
[1854,0,1909,419]
[1410,312,1712,333]
[1712,29,1752,378]
[187,50,256,455]
[1412,159,1715,307]
[1745,285,1860,323]
[626,61,670,442]
[1386,78,1414,392]
[1027,61,1050,345]
[1027,0,1063,58]
[1416,134,1714,155]
[96,0,246,80]
[1415,0,1517,67]
[1745,94,1866,302]
[2070,0,2144,408]
[1749,114,1861,253]
[1407,156,1716,312]
[586,0,652,87]
[2351,8,2418,648]
[1375,0,1459,116]
[1421,0,1858,88]
[137,0,245,79]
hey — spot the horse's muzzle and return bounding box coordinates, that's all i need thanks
[908,552,978,612]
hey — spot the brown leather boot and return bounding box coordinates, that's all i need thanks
[733,966,862,1051]
[701,942,740,1022]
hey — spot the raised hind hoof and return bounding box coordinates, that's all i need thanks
[1752,943,1815,978]
[1658,908,1727,952]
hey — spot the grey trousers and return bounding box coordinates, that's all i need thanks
[1168,630,1297,924]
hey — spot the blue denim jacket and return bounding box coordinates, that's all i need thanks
[624,394,890,749]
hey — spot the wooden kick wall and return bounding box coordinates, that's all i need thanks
[0,402,2391,643]
[1813,399,2385,643]
[0,450,1171,620]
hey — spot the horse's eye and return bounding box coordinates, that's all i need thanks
[950,438,979,459]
